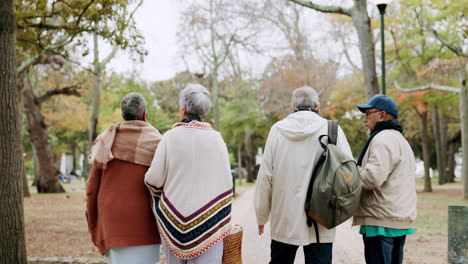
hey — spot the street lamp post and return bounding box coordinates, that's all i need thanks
[377,1,389,95]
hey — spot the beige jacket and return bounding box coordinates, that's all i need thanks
[254,111,352,245]
[353,129,417,229]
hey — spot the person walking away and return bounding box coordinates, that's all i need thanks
[145,84,233,264]
[254,86,353,264]
[86,92,162,264]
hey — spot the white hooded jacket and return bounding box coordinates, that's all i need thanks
[254,111,353,245]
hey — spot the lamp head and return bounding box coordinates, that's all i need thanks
[373,0,392,15]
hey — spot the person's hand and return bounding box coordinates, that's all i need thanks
[258,225,264,235]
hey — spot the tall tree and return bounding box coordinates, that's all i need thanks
[392,0,467,197]
[178,0,260,130]
[288,0,379,99]
[89,33,118,144]
[15,0,145,192]
[428,0,468,197]
[389,0,458,187]
[432,105,447,184]
[0,0,27,262]
[23,71,80,192]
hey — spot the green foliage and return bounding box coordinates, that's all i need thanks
[16,0,146,63]
[327,73,368,157]
[383,0,465,163]
[220,78,273,164]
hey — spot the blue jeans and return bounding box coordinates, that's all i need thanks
[362,235,406,264]
[270,240,332,264]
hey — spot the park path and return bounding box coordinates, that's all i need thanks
[231,186,365,264]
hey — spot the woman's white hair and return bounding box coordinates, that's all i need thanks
[121,92,147,121]
[292,86,320,109]
[179,83,211,119]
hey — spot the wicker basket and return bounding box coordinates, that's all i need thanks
[222,224,243,264]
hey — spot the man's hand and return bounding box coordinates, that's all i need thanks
[258,225,264,235]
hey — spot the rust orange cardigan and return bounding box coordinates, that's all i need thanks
[86,159,161,255]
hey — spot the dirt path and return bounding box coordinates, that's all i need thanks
[231,186,365,264]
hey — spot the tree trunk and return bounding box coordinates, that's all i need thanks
[244,131,255,183]
[446,141,456,183]
[212,64,220,130]
[237,141,243,179]
[23,75,65,193]
[432,105,446,185]
[350,0,380,99]
[22,170,30,198]
[439,112,448,183]
[87,35,117,181]
[0,0,28,262]
[17,69,30,198]
[288,0,380,99]
[81,141,90,180]
[71,143,77,171]
[421,111,432,192]
[32,145,40,187]
[89,33,102,143]
[460,65,468,199]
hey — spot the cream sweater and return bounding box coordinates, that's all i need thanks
[254,111,353,245]
[145,121,233,259]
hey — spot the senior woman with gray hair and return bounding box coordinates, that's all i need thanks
[86,92,162,264]
[145,84,233,264]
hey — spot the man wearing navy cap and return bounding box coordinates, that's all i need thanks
[353,94,417,264]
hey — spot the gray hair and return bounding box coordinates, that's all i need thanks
[178,84,211,119]
[121,92,147,121]
[292,86,320,109]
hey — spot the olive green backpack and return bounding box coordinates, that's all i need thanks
[304,120,362,243]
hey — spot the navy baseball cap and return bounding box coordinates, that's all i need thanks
[357,94,398,119]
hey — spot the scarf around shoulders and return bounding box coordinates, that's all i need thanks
[89,120,161,168]
[357,119,403,166]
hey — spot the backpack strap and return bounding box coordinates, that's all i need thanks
[328,120,338,145]
[305,120,339,244]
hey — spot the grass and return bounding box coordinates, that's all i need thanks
[415,177,463,187]
[405,186,468,264]
[24,182,101,260]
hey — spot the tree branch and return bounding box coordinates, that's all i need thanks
[17,55,42,74]
[338,34,361,72]
[100,45,119,67]
[390,30,415,77]
[17,22,95,33]
[76,0,96,28]
[394,81,460,93]
[36,85,81,104]
[288,0,351,16]
[431,28,467,58]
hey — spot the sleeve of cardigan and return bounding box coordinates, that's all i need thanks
[86,164,102,235]
[254,127,276,226]
[145,137,167,195]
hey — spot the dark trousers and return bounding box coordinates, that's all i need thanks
[363,235,406,264]
[270,240,332,264]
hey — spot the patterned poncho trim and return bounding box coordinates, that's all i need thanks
[172,121,213,129]
[147,184,232,259]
